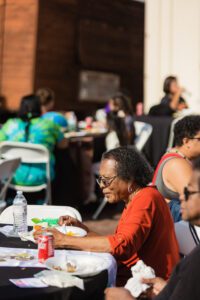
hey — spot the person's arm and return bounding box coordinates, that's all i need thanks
[0,120,11,141]
[105,288,135,300]
[34,227,112,252]
[58,215,98,235]
[162,158,192,196]
[53,123,68,149]
[57,138,68,149]
[107,203,154,260]
[34,197,154,257]
[142,278,167,296]
[169,87,184,111]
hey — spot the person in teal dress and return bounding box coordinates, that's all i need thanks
[0,94,68,186]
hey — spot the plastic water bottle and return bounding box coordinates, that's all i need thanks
[67,111,77,132]
[13,191,28,235]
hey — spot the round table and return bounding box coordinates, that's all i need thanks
[0,227,109,300]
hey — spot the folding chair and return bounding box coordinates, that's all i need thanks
[0,141,51,205]
[175,220,200,256]
[0,204,82,225]
[134,121,153,151]
[0,158,21,211]
[167,117,183,149]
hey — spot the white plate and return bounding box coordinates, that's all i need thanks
[45,254,107,277]
[55,226,87,237]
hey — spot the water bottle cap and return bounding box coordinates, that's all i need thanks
[17,191,23,195]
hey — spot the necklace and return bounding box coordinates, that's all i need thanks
[167,148,190,163]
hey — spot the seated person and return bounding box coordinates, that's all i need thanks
[106,112,134,151]
[105,157,200,300]
[96,92,135,143]
[34,147,179,286]
[36,87,68,128]
[149,76,188,116]
[152,115,200,222]
[0,94,68,186]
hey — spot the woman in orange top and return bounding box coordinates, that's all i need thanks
[34,147,179,286]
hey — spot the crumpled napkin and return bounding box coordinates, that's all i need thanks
[0,225,35,243]
[34,270,84,290]
[18,231,36,243]
[124,260,155,298]
[0,225,17,237]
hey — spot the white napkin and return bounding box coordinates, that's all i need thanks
[0,225,17,237]
[34,270,84,290]
[124,260,155,298]
[0,225,36,243]
[18,231,36,243]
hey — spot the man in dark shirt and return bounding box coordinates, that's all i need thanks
[105,157,200,300]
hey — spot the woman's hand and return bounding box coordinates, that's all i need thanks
[33,228,66,248]
[142,277,167,296]
[58,215,79,226]
[58,215,89,232]
[105,288,135,300]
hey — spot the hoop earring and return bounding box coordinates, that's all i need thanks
[128,185,133,194]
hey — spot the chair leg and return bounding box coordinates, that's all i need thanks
[92,198,107,220]
[44,182,51,205]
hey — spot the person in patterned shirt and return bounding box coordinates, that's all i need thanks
[0,94,68,186]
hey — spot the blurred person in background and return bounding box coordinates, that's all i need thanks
[35,147,179,286]
[96,92,135,143]
[105,157,200,300]
[153,115,200,222]
[0,94,68,186]
[112,93,135,144]
[149,76,188,116]
[105,112,134,150]
[36,87,68,129]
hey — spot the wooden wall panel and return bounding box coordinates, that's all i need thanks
[35,0,144,113]
[0,0,6,94]
[0,0,144,113]
[0,0,38,110]
[34,0,78,110]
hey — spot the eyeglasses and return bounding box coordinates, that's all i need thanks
[190,137,200,141]
[183,187,200,201]
[96,175,117,188]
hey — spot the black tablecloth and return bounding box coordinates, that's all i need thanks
[135,116,173,168]
[0,228,108,300]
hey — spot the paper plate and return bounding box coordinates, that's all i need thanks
[45,254,107,277]
[55,226,87,237]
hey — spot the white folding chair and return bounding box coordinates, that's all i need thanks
[0,141,51,205]
[175,220,200,256]
[0,204,82,225]
[0,158,21,211]
[167,116,184,150]
[134,121,153,151]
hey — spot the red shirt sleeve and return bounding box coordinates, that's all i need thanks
[107,195,155,261]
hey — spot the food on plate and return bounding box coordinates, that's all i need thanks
[66,262,77,273]
[12,253,35,261]
[0,256,6,262]
[33,225,43,231]
[52,261,77,273]
[66,231,79,237]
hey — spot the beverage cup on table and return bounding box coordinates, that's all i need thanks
[38,232,54,263]
[85,116,93,129]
